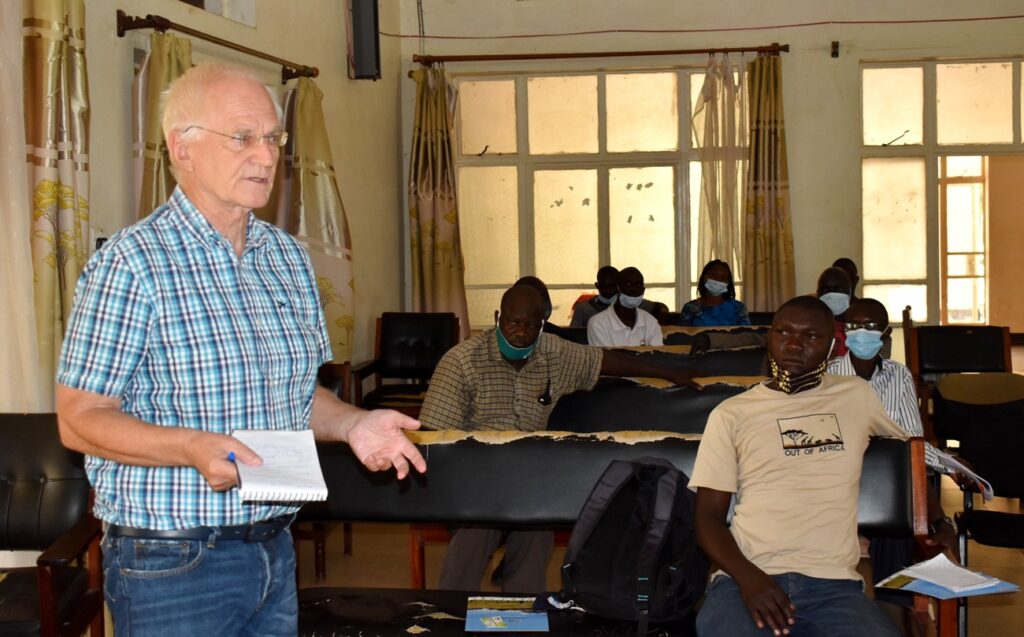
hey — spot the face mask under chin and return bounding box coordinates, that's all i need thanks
[768,355,830,394]
[495,322,543,360]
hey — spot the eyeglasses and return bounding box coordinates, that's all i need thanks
[844,321,884,332]
[182,125,288,151]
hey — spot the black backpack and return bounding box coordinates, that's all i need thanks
[560,457,709,634]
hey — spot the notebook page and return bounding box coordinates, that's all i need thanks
[231,429,328,502]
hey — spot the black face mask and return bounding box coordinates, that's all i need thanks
[768,354,830,395]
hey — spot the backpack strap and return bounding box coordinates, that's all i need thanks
[562,459,636,567]
[634,467,682,636]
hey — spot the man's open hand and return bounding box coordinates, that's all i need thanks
[345,409,427,479]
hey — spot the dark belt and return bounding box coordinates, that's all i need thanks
[106,514,293,543]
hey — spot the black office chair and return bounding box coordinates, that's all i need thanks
[0,413,103,637]
[352,312,460,417]
[907,325,1011,445]
[933,373,1024,636]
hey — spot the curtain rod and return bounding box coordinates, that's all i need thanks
[413,43,788,66]
[116,9,319,84]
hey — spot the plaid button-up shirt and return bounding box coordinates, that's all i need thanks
[419,331,602,432]
[57,188,331,529]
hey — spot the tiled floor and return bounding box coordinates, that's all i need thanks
[296,474,1024,635]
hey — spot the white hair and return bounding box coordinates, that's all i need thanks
[161,62,283,141]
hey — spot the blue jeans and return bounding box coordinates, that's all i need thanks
[697,573,900,637]
[102,527,297,636]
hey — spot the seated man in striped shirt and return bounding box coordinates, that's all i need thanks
[55,63,425,636]
[827,297,961,631]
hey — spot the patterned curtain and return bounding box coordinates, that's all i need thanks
[135,32,191,218]
[1,1,46,411]
[408,66,469,339]
[742,54,795,311]
[692,54,748,276]
[24,0,90,392]
[259,78,356,363]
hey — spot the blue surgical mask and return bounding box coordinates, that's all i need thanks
[618,293,644,309]
[704,278,729,296]
[495,321,543,360]
[597,293,618,306]
[820,292,850,316]
[846,329,884,360]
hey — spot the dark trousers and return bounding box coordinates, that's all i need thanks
[438,527,553,593]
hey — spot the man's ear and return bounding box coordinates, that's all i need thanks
[494,310,499,324]
[166,131,194,174]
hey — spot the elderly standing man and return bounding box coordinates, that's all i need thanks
[55,63,426,636]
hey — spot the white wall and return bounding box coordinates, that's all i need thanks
[82,0,404,363]
[397,0,1024,296]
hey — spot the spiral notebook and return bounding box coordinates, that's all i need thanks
[231,429,328,502]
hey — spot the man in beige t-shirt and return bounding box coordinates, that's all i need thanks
[691,296,906,637]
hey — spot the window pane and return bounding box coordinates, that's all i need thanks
[863,284,928,323]
[937,62,1013,144]
[466,288,504,330]
[607,72,678,152]
[862,67,923,146]
[947,278,986,324]
[458,166,519,285]
[644,286,677,313]
[549,288,593,324]
[533,169,599,284]
[458,80,517,156]
[945,183,985,253]
[527,75,598,154]
[945,155,982,178]
[862,158,927,280]
[609,167,677,284]
[947,254,985,277]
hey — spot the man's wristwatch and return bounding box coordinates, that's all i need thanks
[929,515,957,536]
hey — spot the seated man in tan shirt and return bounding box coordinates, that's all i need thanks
[420,284,705,593]
[690,296,905,637]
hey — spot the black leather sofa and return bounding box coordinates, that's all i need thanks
[297,432,952,636]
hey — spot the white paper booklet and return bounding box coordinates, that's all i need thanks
[900,553,999,593]
[231,429,328,502]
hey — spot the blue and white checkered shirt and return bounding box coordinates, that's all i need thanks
[57,187,332,529]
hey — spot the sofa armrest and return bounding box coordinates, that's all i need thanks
[37,513,101,568]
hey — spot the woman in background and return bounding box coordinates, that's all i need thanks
[681,260,751,326]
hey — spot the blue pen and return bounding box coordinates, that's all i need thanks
[227,451,236,462]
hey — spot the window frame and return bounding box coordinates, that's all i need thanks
[859,58,1024,325]
[452,65,746,328]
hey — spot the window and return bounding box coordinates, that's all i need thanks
[455,68,744,328]
[860,60,1024,325]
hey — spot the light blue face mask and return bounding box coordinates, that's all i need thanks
[618,293,644,309]
[496,321,543,360]
[846,329,884,360]
[819,292,851,316]
[704,278,729,296]
[597,293,618,305]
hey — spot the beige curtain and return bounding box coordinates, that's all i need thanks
[692,55,748,275]
[24,0,90,395]
[135,32,191,217]
[260,78,356,363]
[1,1,46,412]
[408,67,470,339]
[742,54,795,311]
